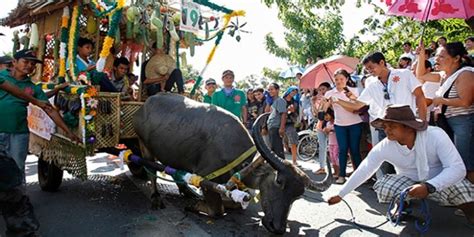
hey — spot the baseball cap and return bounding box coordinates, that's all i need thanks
[14,49,43,64]
[222,69,234,78]
[205,78,216,85]
[0,56,12,65]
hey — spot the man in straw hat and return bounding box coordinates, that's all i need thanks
[142,42,184,95]
[327,104,474,224]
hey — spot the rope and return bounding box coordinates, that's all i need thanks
[387,187,431,234]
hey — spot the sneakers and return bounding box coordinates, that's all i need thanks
[335,177,346,184]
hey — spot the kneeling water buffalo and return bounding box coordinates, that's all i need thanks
[133,93,332,234]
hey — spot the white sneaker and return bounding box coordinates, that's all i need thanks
[335,177,346,184]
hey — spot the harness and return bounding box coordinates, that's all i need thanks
[204,146,256,180]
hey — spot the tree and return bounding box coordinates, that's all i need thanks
[263,2,345,66]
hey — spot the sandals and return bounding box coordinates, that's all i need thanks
[314,168,326,175]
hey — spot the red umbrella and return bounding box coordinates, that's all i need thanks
[300,55,359,89]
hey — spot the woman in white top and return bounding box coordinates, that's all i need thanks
[416,42,474,183]
[323,69,363,184]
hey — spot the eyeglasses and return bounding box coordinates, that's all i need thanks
[383,87,390,100]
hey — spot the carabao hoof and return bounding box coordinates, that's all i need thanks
[150,192,165,210]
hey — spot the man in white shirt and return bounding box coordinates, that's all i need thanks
[400,41,416,62]
[327,105,474,224]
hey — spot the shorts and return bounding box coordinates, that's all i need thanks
[285,124,299,145]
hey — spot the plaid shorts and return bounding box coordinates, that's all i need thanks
[373,174,474,206]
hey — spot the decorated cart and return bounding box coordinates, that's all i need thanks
[1,0,247,191]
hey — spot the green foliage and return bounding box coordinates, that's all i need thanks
[263,1,345,66]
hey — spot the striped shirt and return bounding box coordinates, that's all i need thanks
[445,83,474,118]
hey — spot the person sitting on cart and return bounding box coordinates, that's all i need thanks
[70,37,118,92]
[109,57,133,101]
[141,42,184,96]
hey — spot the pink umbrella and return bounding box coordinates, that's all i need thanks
[300,55,359,89]
[384,0,474,22]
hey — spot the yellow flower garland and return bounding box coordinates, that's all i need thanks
[99,36,114,58]
[67,5,80,81]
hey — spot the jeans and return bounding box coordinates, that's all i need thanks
[334,123,362,177]
[0,133,29,182]
[146,69,185,96]
[316,130,327,169]
[448,114,474,171]
[268,127,284,159]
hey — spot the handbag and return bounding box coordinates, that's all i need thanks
[435,84,454,140]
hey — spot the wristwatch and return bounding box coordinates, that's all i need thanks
[424,182,437,194]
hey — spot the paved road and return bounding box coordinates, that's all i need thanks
[1,153,473,236]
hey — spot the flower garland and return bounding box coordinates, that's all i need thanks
[67,5,81,82]
[78,87,98,146]
[96,0,126,72]
[58,6,70,83]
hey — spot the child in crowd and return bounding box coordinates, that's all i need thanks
[323,108,339,178]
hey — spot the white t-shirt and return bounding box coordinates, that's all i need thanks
[358,69,421,121]
[325,87,363,126]
[400,52,416,62]
[422,81,441,120]
[338,126,466,197]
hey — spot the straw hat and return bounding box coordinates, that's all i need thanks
[371,104,428,131]
[145,54,176,79]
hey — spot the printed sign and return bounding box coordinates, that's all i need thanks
[180,0,201,33]
[27,105,56,140]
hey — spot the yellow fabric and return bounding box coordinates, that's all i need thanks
[122,149,133,163]
[204,146,256,180]
[189,175,204,187]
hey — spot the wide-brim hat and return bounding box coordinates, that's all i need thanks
[371,104,428,131]
[145,54,176,79]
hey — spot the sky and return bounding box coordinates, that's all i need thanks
[0,0,382,82]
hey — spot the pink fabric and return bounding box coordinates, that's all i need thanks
[328,144,339,166]
[326,121,338,145]
[385,0,474,22]
[325,88,363,126]
[300,55,359,89]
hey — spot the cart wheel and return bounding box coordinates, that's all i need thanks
[38,156,63,192]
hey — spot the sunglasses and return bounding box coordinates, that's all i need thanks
[383,87,390,100]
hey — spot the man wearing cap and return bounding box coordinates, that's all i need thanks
[327,105,474,224]
[211,70,247,122]
[203,78,217,104]
[0,55,13,71]
[0,49,81,179]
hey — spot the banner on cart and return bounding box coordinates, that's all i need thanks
[27,105,56,140]
[180,0,201,33]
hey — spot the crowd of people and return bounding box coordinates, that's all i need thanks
[0,32,473,235]
[202,36,474,225]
